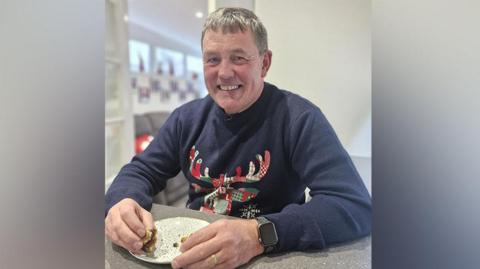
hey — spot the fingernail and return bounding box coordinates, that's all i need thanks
[171,260,179,269]
[134,242,143,250]
[137,229,145,237]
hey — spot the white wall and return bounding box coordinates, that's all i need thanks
[128,22,202,58]
[255,0,371,157]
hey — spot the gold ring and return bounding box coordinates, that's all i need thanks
[211,254,218,266]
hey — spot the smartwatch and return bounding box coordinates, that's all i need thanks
[256,216,278,253]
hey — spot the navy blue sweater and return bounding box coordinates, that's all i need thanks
[105,82,371,252]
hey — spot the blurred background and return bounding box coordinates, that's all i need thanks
[3,0,479,268]
[105,0,371,204]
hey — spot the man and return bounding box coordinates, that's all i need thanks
[105,7,371,269]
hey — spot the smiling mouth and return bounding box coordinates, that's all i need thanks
[217,85,242,91]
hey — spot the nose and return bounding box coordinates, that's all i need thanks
[218,60,234,80]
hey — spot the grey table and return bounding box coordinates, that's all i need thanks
[105,204,371,269]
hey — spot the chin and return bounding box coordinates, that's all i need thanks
[220,104,239,114]
[213,96,234,110]
[219,99,243,113]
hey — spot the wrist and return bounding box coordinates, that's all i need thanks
[247,219,265,255]
[255,216,278,253]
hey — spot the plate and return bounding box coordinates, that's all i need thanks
[130,217,210,264]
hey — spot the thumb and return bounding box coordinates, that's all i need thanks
[139,208,155,231]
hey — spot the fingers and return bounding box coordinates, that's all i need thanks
[180,251,227,269]
[107,215,143,252]
[115,219,143,249]
[106,214,138,252]
[106,225,143,254]
[173,220,229,268]
[121,203,147,238]
[214,261,237,269]
[174,236,221,268]
[180,223,217,252]
[139,208,154,231]
[172,219,262,269]
[178,250,238,269]
[105,198,147,252]
[209,249,238,269]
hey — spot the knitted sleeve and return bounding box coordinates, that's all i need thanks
[264,107,372,251]
[104,109,182,216]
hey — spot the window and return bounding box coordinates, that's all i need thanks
[129,39,150,73]
[187,55,207,96]
[154,47,185,77]
[186,55,203,77]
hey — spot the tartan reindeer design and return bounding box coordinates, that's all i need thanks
[188,146,271,215]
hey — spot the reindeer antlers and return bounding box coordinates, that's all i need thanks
[188,146,271,184]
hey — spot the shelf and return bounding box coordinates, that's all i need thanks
[105,116,125,124]
[105,0,135,188]
[105,56,121,65]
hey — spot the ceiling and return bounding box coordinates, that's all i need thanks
[127,0,209,54]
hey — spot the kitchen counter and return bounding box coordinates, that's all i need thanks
[105,204,371,269]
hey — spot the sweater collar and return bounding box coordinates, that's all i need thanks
[214,82,273,124]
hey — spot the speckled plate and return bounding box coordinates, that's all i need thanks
[129,217,210,264]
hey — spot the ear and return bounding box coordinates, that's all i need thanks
[260,50,272,78]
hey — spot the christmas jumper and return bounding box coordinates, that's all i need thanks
[105,82,372,252]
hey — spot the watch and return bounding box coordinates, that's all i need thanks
[256,216,278,253]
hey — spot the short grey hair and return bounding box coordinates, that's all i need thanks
[201,7,269,55]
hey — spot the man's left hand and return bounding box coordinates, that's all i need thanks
[171,218,264,269]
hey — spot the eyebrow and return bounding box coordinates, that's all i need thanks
[203,48,250,56]
[229,48,248,54]
[202,51,219,57]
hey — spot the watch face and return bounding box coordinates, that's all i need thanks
[259,222,278,246]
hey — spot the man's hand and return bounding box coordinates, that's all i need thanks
[171,219,264,269]
[105,198,154,253]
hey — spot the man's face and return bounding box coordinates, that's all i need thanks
[202,29,271,114]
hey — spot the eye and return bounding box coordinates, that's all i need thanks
[204,56,220,66]
[231,55,248,65]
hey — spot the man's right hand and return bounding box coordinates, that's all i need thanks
[105,198,154,253]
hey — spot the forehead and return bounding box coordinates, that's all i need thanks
[202,29,258,54]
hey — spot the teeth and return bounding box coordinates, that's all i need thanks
[219,85,240,91]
